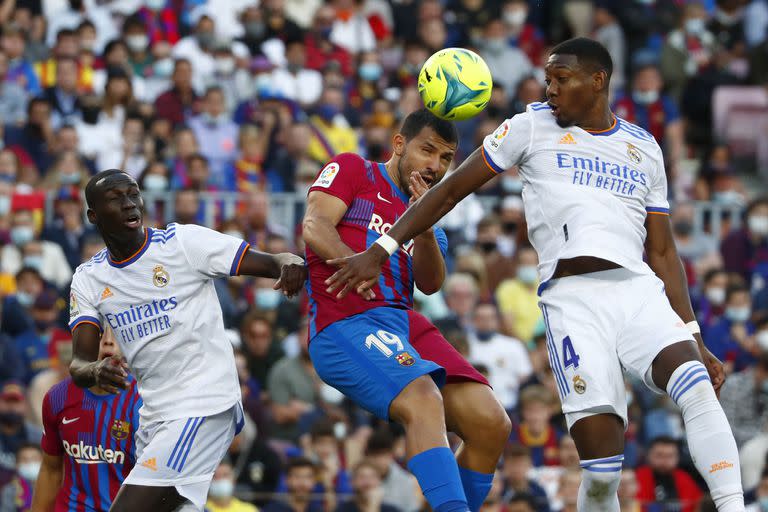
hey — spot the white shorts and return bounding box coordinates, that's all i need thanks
[125,403,244,510]
[538,268,694,430]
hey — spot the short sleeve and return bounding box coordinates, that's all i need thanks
[646,151,670,216]
[307,153,366,206]
[175,223,250,278]
[69,274,102,332]
[481,113,532,174]
[433,227,449,259]
[40,392,62,456]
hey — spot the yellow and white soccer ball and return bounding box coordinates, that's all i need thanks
[417,48,493,121]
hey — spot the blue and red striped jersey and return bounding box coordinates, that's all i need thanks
[41,378,141,512]
[305,153,447,337]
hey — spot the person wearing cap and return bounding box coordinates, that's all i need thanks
[13,289,67,384]
[0,381,42,488]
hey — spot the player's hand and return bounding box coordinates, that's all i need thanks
[92,356,129,394]
[326,245,389,300]
[273,253,307,298]
[408,171,429,205]
[697,335,726,397]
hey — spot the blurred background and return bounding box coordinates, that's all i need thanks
[0,0,768,510]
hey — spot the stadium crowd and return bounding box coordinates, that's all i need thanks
[0,0,767,510]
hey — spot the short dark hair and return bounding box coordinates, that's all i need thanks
[549,37,613,82]
[725,283,750,303]
[309,419,336,441]
[648,435,679,450]
[85,169,130,208]
[285,456,316,475]
[400,108,457,145]
[366,427,395,455]
[504,442,532,460]
[703,268,727,285]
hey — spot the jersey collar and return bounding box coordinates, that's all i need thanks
[582,115,620,137]
[108,228,152,268]
[377,163,410,204]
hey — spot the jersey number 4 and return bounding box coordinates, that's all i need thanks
[365,330,404,358]
[562,335,580,369]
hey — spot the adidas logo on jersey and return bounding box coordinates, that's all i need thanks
[140,457,157,471]
[101,287,113,300]
[559,133,576,144]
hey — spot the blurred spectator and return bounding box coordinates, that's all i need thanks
[474,214,516,293]
[1,24,41,97]
[746,471,768,511]
[329,0,377,54]
[744,0,768,48]
[705,284,756,372]
[263,457,323,512]
[636,437,703,512]
[365,428,421,512]
[443,272,480,330]
[173,187,203,224]
[509,385,561,467]
[468,302,532,411]
[41,186,95,270]
[306,420,352,498]
[270,38,323,107]
[154,58,199,127]
[721,198,768,285]
[617,468,641,512]
[553,469,580,512]
[478,19,532,101]
[12,289,66,384]
[240,308,285,388]
[4,97,56,174]
[0,50,28,126]
[501,0,545,66]
[495,246,541,343]
[721,317,768,447]
[41,57,82,130]
[1,209,72,289]
[501,444,550,512]
[45,0,117,54]
[335,459,400,512]
[307,87,361,164]
[189,86,240,179]
[0,324,23,384]
[242,189,291,250]
[0,381,42,487]
[506,493,538,512]
[592,2,626,98]
[0,267,43,337]
[696,268,729,331]
[671,203,719,265]
[0,442,40,510]
[40,150,88,191]
[207,460,258,512]
[304,5,353,77]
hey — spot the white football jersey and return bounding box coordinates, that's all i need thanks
[69,223,248,422]
[482,102,670,287]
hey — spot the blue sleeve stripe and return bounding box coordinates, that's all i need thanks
[69,316,102,332]
[481,147,505,174]
[229,241,250,276]
[646,206,670,214]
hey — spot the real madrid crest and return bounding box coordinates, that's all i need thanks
[626,143,642,164]
[153,265,169,288]
[573,375,587,394]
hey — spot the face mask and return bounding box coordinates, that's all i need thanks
[145,0,165,10]
[757,331,768,352]
[517,265,538,284]
[633,89,659,105]
[705,287,726,306]
[154,58,174,78]
[82,106,100,125]
[0,412,24,427]
[475,330,495,342]
[485,39,507,53]
[196,32,215,50]
[245,21,266,38]
[255,289,281,310]
[334,422,347,439]
[503,9,527,27]
[23,255,43,270]
[18,461,41,482]
[673,220,693,236]
[287,62,302,74]
[626,390,634,407]
[11,226,34,246]
[208,479,234,498]
[224,230,244,239]
[80,38,95,51]
[503,221,517,234]
[16,291,34,307]
[320,383,344,404]
[725,307,750,323]
[359,63,382,82]
[0,195,11,215]
[502,176,524,193]
[143,174,168,192]
[60,172,80,185]
[317,104,339,122]
[203,113,225,125]
[126,34,149,52]
[479,241,497,254]
[35,319,54,332]
[712,190,742,205]
[759,497,768,511]
[748,215,768,237]
[216,58,235,75]
[685,18,706,35]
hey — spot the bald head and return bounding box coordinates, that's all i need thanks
[85,169,135,208]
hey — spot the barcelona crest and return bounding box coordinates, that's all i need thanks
[111,419,130,441]
[396,352,415,367]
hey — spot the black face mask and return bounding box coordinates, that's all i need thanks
[0,411,24,427]
[479,241,497,254]
[367,143,385,161]
[81,106,101,125]
[503,221,518,234]
[673,220,693,236]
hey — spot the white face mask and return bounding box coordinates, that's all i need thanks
[503,9,527,27]
[633,90,659,105]
[216,58,236,76]
[757,331,768,352]
[126,34,149,52]
[143,174,168,192]
[208,479,234,498]
[685,18,706,35]
[517,265,538,284]
[0,195,11,215]
[145,0,165,9]
[18,461,41,481]
[705,287,726,306]
[748,215,768,236]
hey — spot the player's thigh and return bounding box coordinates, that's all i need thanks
[110,484,186,512]
[617,274,698,392]
[308,307,446,421]
[539,290,628,430]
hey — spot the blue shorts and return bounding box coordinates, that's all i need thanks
[309,307,446,420]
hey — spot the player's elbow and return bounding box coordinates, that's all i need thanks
[301,216,322,247]
[416,277,443,295]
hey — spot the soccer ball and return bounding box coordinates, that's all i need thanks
[417,48,493,121]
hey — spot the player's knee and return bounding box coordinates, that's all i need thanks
[466,401,511,445]
[391,376,444,425]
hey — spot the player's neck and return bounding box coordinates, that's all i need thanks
[88,386,110,396]
[383,160,406,194]
[576,101,614,133]
[103,227,147,262]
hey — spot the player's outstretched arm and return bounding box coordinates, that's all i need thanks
[645,213,725,394]
[326,148,496,298]
[408,172,446,294]
[30,453,62,512]
[70,325,128,392]
[238,249,307,298]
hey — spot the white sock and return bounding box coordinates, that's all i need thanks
[667,361,744,512]
[578,455,622,512]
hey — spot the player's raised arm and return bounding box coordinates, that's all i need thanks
[326,147,496,298]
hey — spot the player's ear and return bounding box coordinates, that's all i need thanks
[86,208,97,225]
[593,70,607,93]
[392,133,406,156]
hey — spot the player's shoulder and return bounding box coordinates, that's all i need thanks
[615,117,659,148]
[149,223,179,246]
[45,377,74,416]
[73,247,110,279]
[329,153,377,177]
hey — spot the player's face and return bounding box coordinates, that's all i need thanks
[88,174,144,235]
[395,127,456,191]
[544,54,601,128]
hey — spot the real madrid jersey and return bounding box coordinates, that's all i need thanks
[481,102,670,288]
[69,224,248,422]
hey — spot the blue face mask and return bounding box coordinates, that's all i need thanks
[759,497,768,511]
[359,63,382,82]
[16,291,35,307]
[517,265,538,285]
[11,226,34,246]
[317,104,339,122]
[255,289,282,310]
[725,307,750,324]
[23,255,43,270]
[59,172,80,185]
[475,330,495,342]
